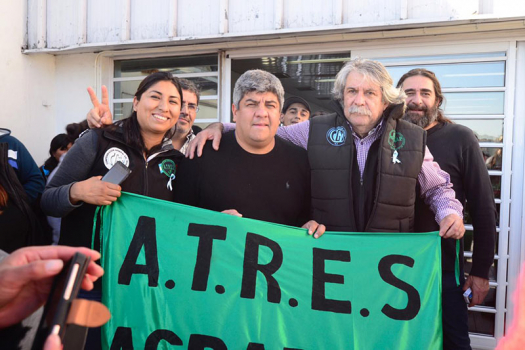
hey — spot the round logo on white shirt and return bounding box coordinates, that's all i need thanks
[103,147,130,169]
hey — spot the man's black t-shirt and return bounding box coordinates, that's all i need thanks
[174,131,311,227]
[415,122,496,278]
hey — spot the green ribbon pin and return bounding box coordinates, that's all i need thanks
[388,130,405,164]
[159,159,176,191]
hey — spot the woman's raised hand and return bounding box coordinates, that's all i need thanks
[86,86,113,128]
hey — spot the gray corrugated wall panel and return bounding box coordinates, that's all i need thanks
[130,0,170,40]
[27,0,40,49]
[284,0,338,29]
[25,0,525,50]
[407,0,479,19]
[47,0,82,48]
[229,0,276,33]
[344,1,401,24]
[177,0,220,37]
[87,0,126,43]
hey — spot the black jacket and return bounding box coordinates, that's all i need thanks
[42,127,183,249]
[307,101,426,232]
[0,143,51,251]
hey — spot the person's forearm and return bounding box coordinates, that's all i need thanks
[275,121,310,149]
[418,147,463,224]
[464,144,497,279]
[41,182,82,217]
[223,121,309,149]
[41,131,97,216]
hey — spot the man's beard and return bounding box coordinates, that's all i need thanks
[402,103,439,128]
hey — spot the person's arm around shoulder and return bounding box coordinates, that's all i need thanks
[186,120,312,158]
[185,122,225,159]
[418,146,465,239]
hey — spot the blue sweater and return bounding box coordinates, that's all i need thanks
[0,128,45,203]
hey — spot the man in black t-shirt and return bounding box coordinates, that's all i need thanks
[174,70,325,237]
[397,69,496,350]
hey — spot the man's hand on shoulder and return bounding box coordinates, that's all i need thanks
[302,220,326,239]
[439,213,465,239]
[186,122,224,159]
[87,86,113,128]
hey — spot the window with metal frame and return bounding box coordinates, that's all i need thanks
[112,54,219,128]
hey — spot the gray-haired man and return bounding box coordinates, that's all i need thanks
[174,70,324,235]
[189,58,465,238]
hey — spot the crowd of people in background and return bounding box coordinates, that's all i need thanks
[0,58,508,350]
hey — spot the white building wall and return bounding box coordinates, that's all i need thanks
[54,53,98,136]
[0,1,56,165]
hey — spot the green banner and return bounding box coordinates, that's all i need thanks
[98,192,442,349]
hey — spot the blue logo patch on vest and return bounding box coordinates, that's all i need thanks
[326,126,347,146]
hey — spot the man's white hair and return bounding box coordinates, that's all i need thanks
[332,58,405,105]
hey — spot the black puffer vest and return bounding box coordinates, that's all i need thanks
[308,101,426,232]
[59,128,183,249]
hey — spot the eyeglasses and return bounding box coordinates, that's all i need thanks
[182,102,199,113]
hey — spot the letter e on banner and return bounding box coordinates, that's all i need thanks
[311,248,352,314]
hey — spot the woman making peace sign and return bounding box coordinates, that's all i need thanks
[41,72,183,250]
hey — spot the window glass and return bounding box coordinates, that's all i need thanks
[231,52,351,115]
[468,312,495,336]
[114,80,140,100]
[113,54,219,122]
[453,120,503,143]
[114,54,218,77]
[481,148,503,171]
[388,62,505,88]
[114,78,218,100]
[489,176,502,200]
[113,102,133,121]
[374,52,505,65]
[196,99,218,122]
[187,77,218,96]
[443,92,504,115]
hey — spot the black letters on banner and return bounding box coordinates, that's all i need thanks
[247,344,303,350]
[241,233,283,303]
[188,334,227,349]
[145,330,183,349]
[188,224,227,292]
[378,254,421,320]
[110,327,134,350]
[118,216,159,287]
[311,248,352,314]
